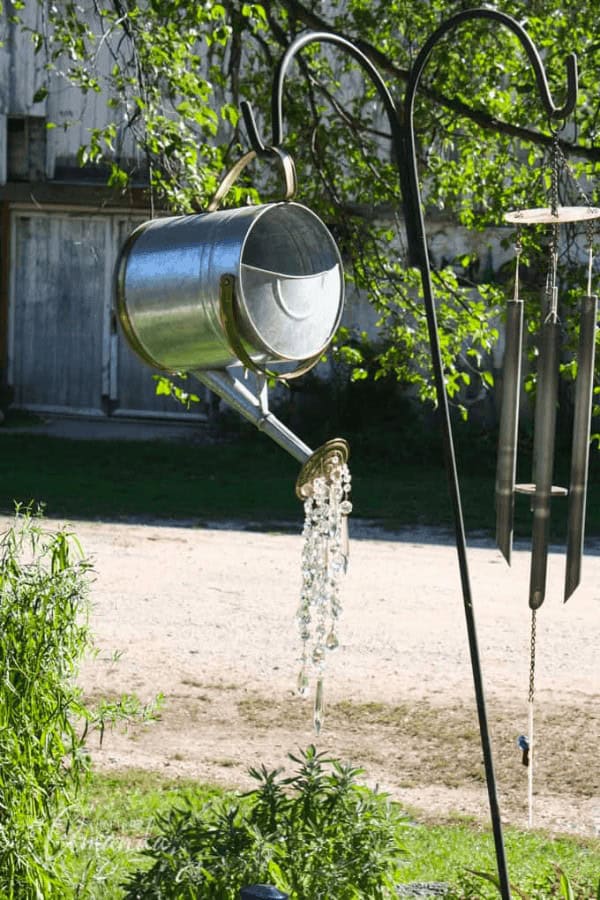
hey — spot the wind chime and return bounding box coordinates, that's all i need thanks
[496,136,599,826]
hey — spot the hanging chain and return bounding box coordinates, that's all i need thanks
[513,229,522,301]
[526,608,537,827]
[545,139,561,322]
[554,141,596,211]
[528,608,537,705]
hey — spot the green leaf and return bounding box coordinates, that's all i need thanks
[555,866,575,900]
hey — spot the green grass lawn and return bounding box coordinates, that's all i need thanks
[1,425,598,539]
[67,770,600,898]
[3,423,599,897]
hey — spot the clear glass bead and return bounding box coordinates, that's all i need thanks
[326,629,339,650]
[297,670,309,697]
[313,677,325,734]
[312,644,325,665]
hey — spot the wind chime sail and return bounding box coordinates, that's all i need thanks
[496,148,600,608]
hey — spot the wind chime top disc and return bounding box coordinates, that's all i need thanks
[505,206,600,225]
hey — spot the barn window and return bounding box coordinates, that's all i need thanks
[7,116,47,182]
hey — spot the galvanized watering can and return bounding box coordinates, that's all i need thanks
[115,150,345,464]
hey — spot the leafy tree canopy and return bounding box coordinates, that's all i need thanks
[8,0,600,413]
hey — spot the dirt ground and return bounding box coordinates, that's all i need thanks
[12,512,598,838]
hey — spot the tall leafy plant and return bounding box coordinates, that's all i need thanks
[0,507,160,897]
[0,507,94,896]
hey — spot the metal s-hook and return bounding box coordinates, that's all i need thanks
[240,101,269,155]
[549,53,578,124]
[404,8,578,124]
[241,30,401,156]
[238,103,298,200]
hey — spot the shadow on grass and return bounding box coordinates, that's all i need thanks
[1,423,599,544]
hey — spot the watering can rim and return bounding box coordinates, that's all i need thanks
[234,201,344,364]
[114,200,344,374]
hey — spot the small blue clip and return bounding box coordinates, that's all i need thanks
[517,735,529,767]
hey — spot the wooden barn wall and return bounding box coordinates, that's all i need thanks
[7,209,204,418]
[0,3,142,182]
[9,212,107,414]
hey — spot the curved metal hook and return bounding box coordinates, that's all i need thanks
[241,30,402,157]
[242,10,577,155]
[404,7,577,125]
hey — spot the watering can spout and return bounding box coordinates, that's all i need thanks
[194,369,312,465]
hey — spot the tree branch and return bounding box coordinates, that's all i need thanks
[278,0,600,163]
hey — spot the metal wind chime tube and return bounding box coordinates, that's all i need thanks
[565,236,598,600]
[529,293,561,609]
[495,245,524,565]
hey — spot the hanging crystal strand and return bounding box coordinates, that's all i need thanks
[296,451,352,734]
[340,465,353,570]
[297,494,316,697]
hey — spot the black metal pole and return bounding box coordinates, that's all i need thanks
[400,23,509,898]
[240,12,578,899]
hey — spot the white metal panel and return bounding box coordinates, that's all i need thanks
[45,20,144,177]
[8,208,207,420]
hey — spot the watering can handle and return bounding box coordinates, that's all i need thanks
[207,148,297,213]
[219,274,323,382]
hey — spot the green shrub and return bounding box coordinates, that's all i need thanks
[0,507,93,897]
[123,745,407,899]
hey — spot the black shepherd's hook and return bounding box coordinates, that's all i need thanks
[240,11,578,900]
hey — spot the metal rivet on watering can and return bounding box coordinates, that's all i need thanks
[240,886,289,900]
[115,201,344,378]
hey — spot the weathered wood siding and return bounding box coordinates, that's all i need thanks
[8,209,203,417]
[0,2,142,183]
[9,212,107,413]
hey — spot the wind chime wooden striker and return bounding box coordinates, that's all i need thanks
[495,130,599,824]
